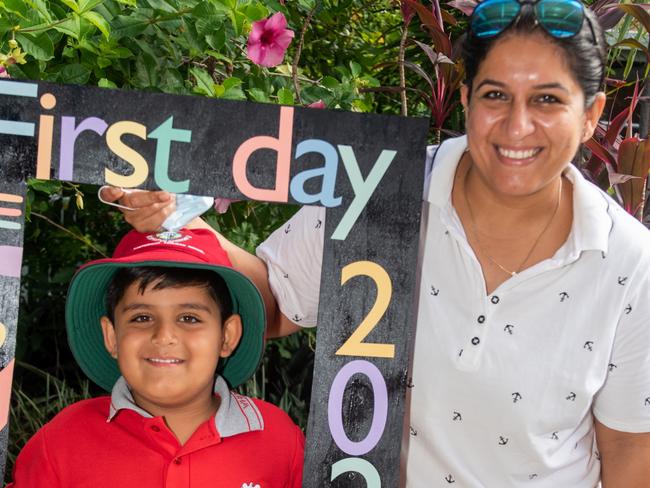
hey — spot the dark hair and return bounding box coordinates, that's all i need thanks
[105,266,233,323]
[462,5,606,107]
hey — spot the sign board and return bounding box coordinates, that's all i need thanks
[0,79,428,486]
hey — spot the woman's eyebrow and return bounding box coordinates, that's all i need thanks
[475,79,505,90]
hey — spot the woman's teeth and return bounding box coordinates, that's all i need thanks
[498,147,540,159]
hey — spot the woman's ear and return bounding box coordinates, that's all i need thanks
[460,84,470,112]
[219,314,243,358]
[100,316,118,359]
[582,92,606,143]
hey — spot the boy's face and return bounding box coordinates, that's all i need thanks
[100,279,242,412]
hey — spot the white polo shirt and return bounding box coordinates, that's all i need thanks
[257,136,650,487]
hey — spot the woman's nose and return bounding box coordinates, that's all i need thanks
[504,101,535,139]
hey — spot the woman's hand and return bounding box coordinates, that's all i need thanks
[98,186,176,233]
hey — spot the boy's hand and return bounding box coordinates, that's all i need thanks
[99,186,176,233]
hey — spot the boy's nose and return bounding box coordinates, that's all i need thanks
[151,321,178,345]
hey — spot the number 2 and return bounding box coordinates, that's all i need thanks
[336,261,394,358]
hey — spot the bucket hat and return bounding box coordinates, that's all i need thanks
[65,228,265,390]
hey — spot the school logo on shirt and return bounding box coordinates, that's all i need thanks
[241,483,261,488]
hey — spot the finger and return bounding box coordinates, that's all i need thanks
[121,190,173,209]
[125,204,176,233]
[98,186,125,204]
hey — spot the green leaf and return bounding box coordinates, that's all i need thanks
[80,0,106,11]
[111,14,150,38]
[52,14,81,39]
[143,0,177,13]
[98,77,117,88]
[97,56,111,67]
[277,87,294,105]
[243,3,268,21]
[190,66,215,96]
[247,88,271,103]
[58,63,91,84]
[59,0,80,13]
[115,0,136,5]
[29,179,62,194]
[349,61,361,78]
[134,53,159,88]
[205,29,226,50]
[15,32,54,61]
[24,0,53,23]
[82,11,110,38]
[4,0,30,17]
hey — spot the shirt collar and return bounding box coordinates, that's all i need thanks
[424,135,612,254]
[108,375,264,437]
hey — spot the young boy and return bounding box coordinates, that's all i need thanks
[9,228,304,487]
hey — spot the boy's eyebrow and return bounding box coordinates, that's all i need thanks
[120,303,213,312]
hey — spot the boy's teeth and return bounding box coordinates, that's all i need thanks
[498,147,539,159]
[148,358,182,364]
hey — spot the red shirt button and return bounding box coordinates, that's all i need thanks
[174,458,182,465]
[150,425,161,432]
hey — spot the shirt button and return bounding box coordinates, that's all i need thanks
[174,457,182,465]
[491,296,499,304]
[471,337,480,345]
[477,315,486,324]
[150,425,161,432]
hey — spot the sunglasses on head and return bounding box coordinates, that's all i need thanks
[470,0,585,39]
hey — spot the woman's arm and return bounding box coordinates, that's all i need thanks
[595,419,650,487]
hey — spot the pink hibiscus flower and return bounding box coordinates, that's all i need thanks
[247,12,295,68]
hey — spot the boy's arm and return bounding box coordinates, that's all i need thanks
[9,428,61,487]
[98,187,297,338]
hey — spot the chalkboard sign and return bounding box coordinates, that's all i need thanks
[0,79,428,486]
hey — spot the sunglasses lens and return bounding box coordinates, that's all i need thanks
[536,0,584,38]
[471,0,521,38]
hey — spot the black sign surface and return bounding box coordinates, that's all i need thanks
[0,79,427,486]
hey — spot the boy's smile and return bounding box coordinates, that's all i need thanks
[100,280,242,416]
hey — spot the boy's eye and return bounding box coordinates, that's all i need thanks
[179,315,201,324]
[131,314,152,324]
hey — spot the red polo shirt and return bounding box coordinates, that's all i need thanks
[9,379,304,487]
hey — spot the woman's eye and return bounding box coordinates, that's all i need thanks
[483,90,506,100]
[537,94,560,104]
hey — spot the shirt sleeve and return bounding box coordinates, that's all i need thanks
[592,271,650,433]
[10,427,61,487]
[256,205,325,328]
[288,424,305,488]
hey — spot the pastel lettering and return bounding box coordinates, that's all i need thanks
[105,121,148,187]
[60,117,108,181]
[331,146,396,241]
[148,116,192,193]
[290,139,342,207]
[232,106,293,202]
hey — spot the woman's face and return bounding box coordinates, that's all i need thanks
[461,33,605,198]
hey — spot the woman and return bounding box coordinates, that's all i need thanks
[104,1,650,485]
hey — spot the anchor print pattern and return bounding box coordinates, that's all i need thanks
[431,286,440,296]
[284,223,291,234]
[617,276,627,286]
[452,411,462,421]
[566,392,576,402]
[625,304,632,314]
[315,219,322,229]
[608,363,617,372]
[504,324,514,335]
[512,392,522,403]
[498,436,509,446]
[583,341,594,351]
[445,474,455,484]
[559,292,569,302]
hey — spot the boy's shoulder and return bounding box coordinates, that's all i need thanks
[40,396,111,436]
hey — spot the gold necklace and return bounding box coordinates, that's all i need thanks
[463,169,563,277]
